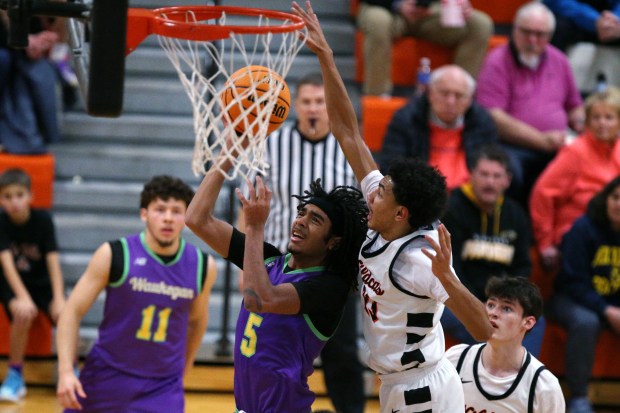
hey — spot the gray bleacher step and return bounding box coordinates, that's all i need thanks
[53,180,143,214]
[51,143,198,183]
[60,112,195,147]
[123,77,194,115]
[125,46,182,78]
[54,213,214,253]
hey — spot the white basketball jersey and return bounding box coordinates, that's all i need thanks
[446,343,565,413]
[359,224,448,375]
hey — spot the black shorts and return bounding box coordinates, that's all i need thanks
[0,279,53,322]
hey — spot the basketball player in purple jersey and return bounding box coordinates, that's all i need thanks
[186,152,368,412]
[56,175,217,412]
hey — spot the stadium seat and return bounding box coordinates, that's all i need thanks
[361,96,408,152]
[0,153,55,209]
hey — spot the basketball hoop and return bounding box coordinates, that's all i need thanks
[125,6,307,180]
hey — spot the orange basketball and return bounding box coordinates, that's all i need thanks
[221,65,290,135]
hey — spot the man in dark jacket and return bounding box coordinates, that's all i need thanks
[378,64,497,190]
[440,144,546,356]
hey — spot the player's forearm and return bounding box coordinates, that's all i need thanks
[444,281,493,341]
[56,312,81,374]
[184,317,208,376]
[242,226,274,312]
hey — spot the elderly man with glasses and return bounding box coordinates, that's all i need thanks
[475,1,585,208]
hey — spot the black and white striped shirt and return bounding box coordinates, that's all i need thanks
[248,122,358,252]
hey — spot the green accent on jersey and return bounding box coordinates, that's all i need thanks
[303,313,330,341]
[139,231,185,266]
[195,245,204,293]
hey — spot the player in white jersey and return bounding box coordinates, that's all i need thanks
[293,2,494,412]
[446,276,565,413]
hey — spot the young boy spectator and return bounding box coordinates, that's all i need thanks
[0,168,65,402]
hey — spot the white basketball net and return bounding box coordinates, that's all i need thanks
[158,10,306,180]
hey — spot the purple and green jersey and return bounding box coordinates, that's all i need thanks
[234,254,330,413]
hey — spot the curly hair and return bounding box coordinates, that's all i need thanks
[387,158,448,230]
[293,179,368,289]
[587,175,620,229]
[140,175,195,209]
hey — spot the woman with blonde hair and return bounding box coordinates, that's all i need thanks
[530,86,620,272]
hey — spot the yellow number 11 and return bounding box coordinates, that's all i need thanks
[136,305,172,342]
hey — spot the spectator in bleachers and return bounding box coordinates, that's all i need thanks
[0,12,72,154]
[440,145,545,356]
[543,0,620,52]
[546,175,620,413]
[378,64,497,190]
[357,0,493,96]
[530,87,620,272]
[476,1,585,207]
[0,168,65,402]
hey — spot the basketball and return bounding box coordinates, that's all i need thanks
[221,65,290,135]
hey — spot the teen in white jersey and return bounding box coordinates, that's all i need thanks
[293,2,494,412]
[446,276,565,413]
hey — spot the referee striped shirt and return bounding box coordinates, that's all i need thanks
[248,122,358,252]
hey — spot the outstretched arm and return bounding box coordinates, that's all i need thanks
[185,156,236,259]
[292,1,377,182]
[422,224,493,342]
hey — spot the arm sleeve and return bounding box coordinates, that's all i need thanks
[529,147,580,251]
[558,219,610,317]
[293,274,349,314]
[225,227,281,269]
[543,0,601,33]
[360,170,383,203]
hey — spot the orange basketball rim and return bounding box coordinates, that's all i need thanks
[125,6,306,55]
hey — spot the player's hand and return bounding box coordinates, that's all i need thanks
[57,370,86,410]
[9,296,38,321]
[236,176,272,230]
[421,224,457,284]
[292,1,330,56]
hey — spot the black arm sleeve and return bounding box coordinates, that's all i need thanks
[226,227,282,269]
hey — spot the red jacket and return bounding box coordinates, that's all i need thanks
[530,132,620,252]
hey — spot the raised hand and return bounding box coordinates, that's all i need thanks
[235,176,272,230]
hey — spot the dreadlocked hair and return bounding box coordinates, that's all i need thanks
[293,179,369,289]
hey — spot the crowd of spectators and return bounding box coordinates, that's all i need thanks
[368,2,619,412]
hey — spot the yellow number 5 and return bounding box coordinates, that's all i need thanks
[240,313,263,357]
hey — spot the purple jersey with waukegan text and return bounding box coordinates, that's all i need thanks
[89,232,203,378]
[234,254,329,413]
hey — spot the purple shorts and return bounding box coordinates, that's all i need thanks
[64,352,184,413]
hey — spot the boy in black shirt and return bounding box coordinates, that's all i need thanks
[0,168,65,402]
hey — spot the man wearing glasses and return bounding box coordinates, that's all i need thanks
[475,2,585,208]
